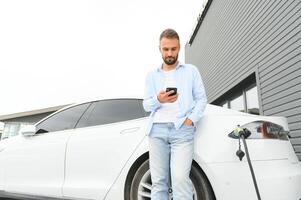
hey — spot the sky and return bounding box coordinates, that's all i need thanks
[0,0,206,116]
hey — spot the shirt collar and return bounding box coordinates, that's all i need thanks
[156,62,184,72]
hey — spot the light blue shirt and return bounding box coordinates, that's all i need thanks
[143,62,207,135]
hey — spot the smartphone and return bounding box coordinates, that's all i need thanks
[166,87,177,96]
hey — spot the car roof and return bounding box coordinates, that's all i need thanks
[34,97,144,125]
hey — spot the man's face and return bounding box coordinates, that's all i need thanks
[159,37,180,66]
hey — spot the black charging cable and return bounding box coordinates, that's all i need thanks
[235,126,262,200]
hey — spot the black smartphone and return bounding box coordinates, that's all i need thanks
[166,87,177,96]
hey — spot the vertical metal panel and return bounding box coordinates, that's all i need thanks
[186,0,301,160]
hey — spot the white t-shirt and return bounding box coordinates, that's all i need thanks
[153,69,180,123]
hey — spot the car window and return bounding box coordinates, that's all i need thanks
[36,103,90,133]
[76,99,146,128]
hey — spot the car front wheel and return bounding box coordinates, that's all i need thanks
[129,159,215,200]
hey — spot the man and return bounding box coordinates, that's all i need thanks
[143,28,207,200]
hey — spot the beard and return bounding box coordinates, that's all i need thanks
[163,54,178,65]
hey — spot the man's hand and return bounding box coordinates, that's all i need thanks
[157,90,178,103]
[184,118,194,126]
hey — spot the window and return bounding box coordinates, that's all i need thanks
[221,102,228,108]
[230,93,244,112]
[1,123,28,139]
[246,86,259,114]
[3,123,20,139]
[36,103,90,133]
[76,99,146,128]
[220,85,259,114]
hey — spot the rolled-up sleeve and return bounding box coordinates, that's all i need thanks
[143,72,161,112]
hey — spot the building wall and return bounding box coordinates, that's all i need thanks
[2,112,53,124]
[185,0,301,159]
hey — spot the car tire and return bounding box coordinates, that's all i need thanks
[129,159,215,200]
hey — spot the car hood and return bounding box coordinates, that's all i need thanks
[204,104,252,116]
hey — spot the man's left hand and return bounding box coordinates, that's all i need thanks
[184,118,194,126]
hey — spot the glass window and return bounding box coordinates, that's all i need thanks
[246,86,259,114]
[1,122,32,140]
[2,123,20,139]
[222,102,228,108]
[230,94,244,112]
[36,103,90,133]
[76,99,146,128]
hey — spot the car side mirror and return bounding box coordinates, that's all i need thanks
[20,125,36,137]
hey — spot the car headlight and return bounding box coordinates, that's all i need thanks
[228,121,290,140]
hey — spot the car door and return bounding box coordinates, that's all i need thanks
[3,103,90,197]
[63,99,148,200]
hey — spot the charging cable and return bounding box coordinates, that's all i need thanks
[234,125,261,200]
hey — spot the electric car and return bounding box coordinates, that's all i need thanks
[0,98,300,200]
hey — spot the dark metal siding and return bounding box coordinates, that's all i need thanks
[185,0,301,159]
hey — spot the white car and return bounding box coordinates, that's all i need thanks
[0,98,300,200]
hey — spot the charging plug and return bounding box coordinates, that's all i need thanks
[236,149,245,161]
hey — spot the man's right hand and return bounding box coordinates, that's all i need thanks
[157,90,178,103]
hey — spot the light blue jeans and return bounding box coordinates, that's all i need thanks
[148,123,195,200]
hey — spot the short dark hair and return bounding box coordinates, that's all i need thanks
[159,28,180,42]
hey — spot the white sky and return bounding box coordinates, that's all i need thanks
[0,0,205,116]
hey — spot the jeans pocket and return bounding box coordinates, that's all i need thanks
[181,124,196,133]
